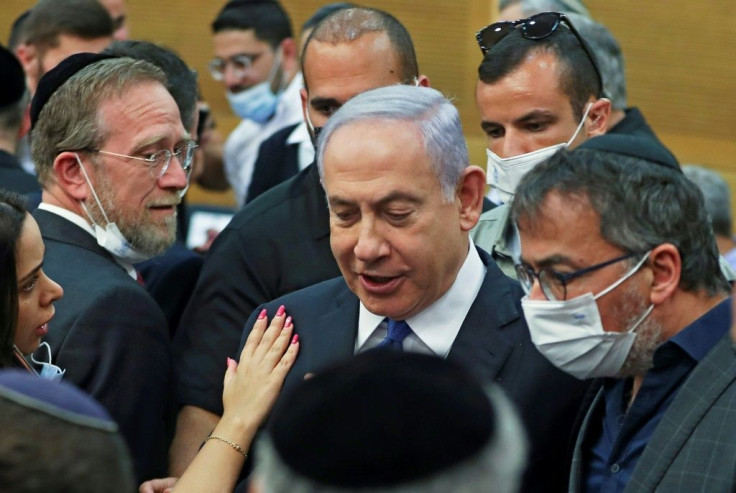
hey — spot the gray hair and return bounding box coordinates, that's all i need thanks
[511,148,731,296]
[568,14,627,110]
[682,164,732,238]
[499,0,591,18]
[31,57,166,186]
[255,386,527,493]
[317,85,468,201]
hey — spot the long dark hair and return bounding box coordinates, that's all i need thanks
[0,190,28,368]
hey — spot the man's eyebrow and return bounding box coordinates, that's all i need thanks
[134,134,166,150]
[310,97,341,109]
[514,109,557,125]
[328,191,422,209]
[520,253,578,270]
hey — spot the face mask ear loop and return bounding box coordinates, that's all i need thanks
[75,153,111,226]
[268,45,285,93]
[30,341,52,365]
[594,250,652,301]
[566,102,594,147]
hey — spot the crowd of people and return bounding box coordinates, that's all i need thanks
[0,0,734,492]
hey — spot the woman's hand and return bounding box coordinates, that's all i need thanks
[221,305,300,436]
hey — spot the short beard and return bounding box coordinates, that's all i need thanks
[85,166,177,257]
[617,285,663,378]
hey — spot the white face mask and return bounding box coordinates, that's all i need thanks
[30,342,65,382]
[521,252,653,380]
[226,47,283,123]
[486,103,593,204]
[75,154,152,263]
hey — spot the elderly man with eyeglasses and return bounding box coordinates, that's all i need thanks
[30,53,195,484]
[513,147,736,493]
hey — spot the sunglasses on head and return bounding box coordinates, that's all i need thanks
[475,12,603,97]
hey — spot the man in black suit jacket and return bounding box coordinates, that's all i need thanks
[169,7,432,473]
[29,54,194,482]
[0,44,40,198]
[237,85,588,492]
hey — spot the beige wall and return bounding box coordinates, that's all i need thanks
[4,1,735,218]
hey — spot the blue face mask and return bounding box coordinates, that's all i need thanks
[226,47,283,123]
[30,342,65,382]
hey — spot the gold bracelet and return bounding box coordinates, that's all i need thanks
[204,434,248,458]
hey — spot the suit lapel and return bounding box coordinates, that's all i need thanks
[570,388,605,492]
[34,209,118,264]
[305,282,359,373]
[626,334,736,491]
[447,248,519,381]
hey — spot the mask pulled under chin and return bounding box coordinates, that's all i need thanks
[226,47,284,123]
[75,153,153,263]
[486,102,593,204]
[520,252,653,380]
[227,83,281,123]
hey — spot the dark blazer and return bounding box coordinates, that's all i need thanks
[173,162,341,415]
[33,209,172,483]
[570,333,736,492]
[0,149,40,195]
[245,123,301,204]
[240,248,590,493]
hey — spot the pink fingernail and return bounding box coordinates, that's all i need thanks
[284,316,293,328]
[227,357,235,367]
[276,305,285,317]
[258,308,267,319]
[291,334,299,345]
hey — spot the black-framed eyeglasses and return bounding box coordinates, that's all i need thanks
[85,140,197,180]
[515,252,636,301]
[475,11,603,98]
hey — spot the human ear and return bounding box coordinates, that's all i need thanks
[585,97,611,138]
[646,243,680,305]
[457,166,486,231]
[53,152,92,201]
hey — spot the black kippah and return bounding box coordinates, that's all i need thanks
[223,0,277,10]
[0,44,26,108]
[267,351,495,488]
[579,133,681,172]
[30,52,118,130]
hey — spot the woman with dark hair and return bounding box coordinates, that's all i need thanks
[0,190,63,371]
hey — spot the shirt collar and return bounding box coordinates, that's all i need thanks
[357,239,487,357]
[665,296,731,363]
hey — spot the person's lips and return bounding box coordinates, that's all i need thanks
[359,273,403,295]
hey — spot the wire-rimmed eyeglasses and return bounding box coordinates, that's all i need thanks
[86,140,197,180]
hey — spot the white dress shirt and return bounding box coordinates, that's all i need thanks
[286,121,316,171]
[37,202,137,280]
[224,72,305,207]
[355,240,487,357]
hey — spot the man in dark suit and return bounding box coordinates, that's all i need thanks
[239,85,588,492]
[29,54,195,482]
[512,148,736,492]
[169,7,432,474]
[0,44,39,197]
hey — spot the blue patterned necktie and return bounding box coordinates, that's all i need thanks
[377,319,412,351]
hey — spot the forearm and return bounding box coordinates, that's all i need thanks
[171,413,259,493]
[168,406,221,476]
